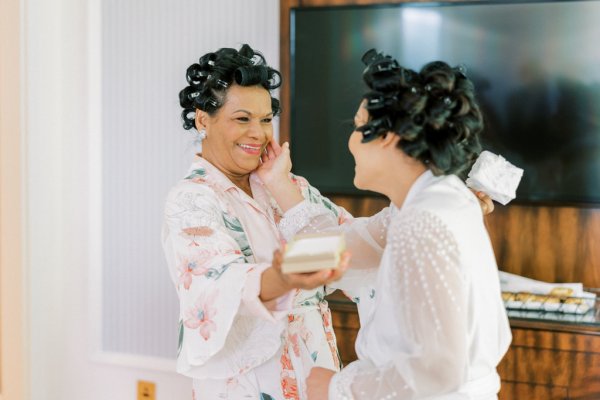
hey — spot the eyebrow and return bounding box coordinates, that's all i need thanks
[233,109,274,117]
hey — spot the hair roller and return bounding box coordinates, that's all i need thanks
[198,52,217,68]
[452,94,470,116]
[234,66,269,86]
[357,116,393,143]
[271,97,281,116]
[266,68,282,89]
[361,49,380,65]
[186,64,203,86]
[238,44,255,60]
[179,86,200,108]
[215,79,229,89]
[200,96,219,111]
[454,64,468,78]
[181,109,196,130]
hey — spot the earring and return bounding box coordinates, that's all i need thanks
[198,128,207,140]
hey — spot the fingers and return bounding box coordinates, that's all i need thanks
[272,248,283,271]
[260,149,268,164]
[476,191,495,215]
[261,140,288,163]
[286,269,332,290]
[285,254,351,289]
[304,269,334,287]
[265,143,276,161]
[270,139,283,156]
[325,252,351,284]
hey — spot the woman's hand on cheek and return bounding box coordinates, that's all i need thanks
[256,140,292,186]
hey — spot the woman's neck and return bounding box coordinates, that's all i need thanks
[226,173,253,197]
[200,152,253,198]
[379,155,427,209]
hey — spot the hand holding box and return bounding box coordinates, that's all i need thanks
[281,232,346,274]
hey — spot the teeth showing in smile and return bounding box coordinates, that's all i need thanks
[238,144,261,151]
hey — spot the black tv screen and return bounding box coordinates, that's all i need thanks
[290,0,600,205]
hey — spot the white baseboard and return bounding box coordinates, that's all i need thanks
[91,351,177,373]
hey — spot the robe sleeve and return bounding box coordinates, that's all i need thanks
[276,176,390,296]
[278,175,389,271]
[162,181,290,380]
[329,209,469,400]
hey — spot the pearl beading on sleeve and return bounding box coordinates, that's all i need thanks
[329,208,467,399]
[277,200,336,241]
[389,209,461,333]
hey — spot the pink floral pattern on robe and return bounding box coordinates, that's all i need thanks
[162,157,351,399]
[184,290,218,340]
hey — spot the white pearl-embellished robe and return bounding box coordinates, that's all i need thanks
[279,170,512,400]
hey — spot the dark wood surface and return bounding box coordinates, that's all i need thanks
[328,294,600,400]
[485,204,600,288]
[498,327,600,400]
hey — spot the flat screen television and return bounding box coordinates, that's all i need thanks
[289,0,600,205]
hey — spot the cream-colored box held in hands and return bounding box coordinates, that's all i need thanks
[281,232,346,274]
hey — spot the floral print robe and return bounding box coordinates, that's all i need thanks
[162,156,350,399]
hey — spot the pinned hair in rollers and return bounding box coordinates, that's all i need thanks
[357,49,484,178]
[179,44,282,131]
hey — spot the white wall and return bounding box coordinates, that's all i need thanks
[25,0,279,399]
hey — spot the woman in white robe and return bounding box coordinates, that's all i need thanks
[262,50,512,399]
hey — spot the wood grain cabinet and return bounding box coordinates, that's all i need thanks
[327,293,600,400]
[497,321,600,400]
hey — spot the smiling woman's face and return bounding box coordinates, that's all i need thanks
[199,84,274,177]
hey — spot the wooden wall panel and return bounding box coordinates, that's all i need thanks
[498,383,569,400]
[486,205,600,288]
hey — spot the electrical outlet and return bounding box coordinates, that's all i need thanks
[137,380,156,400]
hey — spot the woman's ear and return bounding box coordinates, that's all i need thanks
[195,109,208,131]
[379,131,400,148]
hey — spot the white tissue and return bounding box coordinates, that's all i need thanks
[466,151,524,205]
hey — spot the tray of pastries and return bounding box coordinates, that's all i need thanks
[502,287,595,315]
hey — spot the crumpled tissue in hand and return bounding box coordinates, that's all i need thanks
[466,150,524,205]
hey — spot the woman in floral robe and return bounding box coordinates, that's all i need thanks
[162,44,352,400]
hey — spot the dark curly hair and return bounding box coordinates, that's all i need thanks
[357,49,483,178]
[179,44,282,130]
